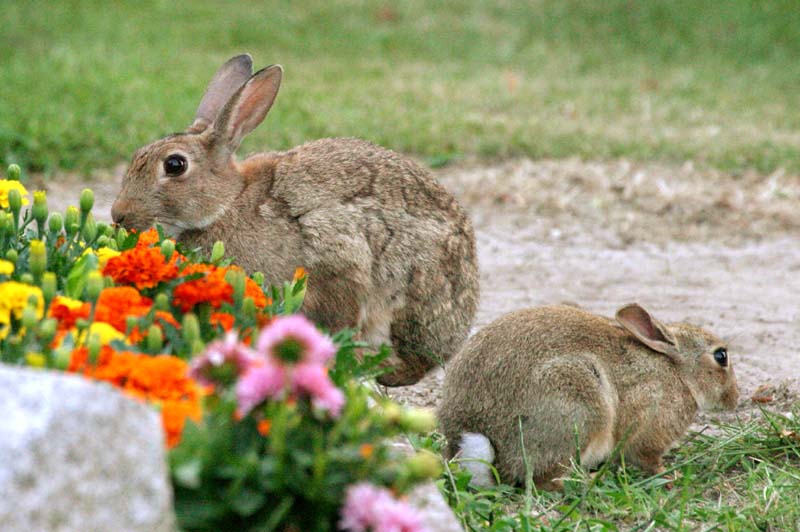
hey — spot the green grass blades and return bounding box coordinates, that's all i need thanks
[436,408,800,531]
[2,0,800,173]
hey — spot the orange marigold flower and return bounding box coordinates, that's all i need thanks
[48,296,91,331]
[245,277,268,308]
[162,399,202,448]
[257,418,272,436]
[125,355,200,402]
[134,228,161,248]
[359,443,375,459]
[293,267,306,281]
[95,286,154,333]
[210,312,235,332]
[69,346,204,448]
[103,246,180,290]
[173,263,233,311]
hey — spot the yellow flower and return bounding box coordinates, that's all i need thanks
[82,246,122,269]
[25,352,46,367]
[0,179,30,209]
[78,321,125,346]
[0,281,44,320]
[53,295,85,312]
[0,307,10,340]
[0,259,14,276]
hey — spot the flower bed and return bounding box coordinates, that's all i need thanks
[0,164,438,532]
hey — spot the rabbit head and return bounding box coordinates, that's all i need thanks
[111,54,282,236]
[615,303,739,412]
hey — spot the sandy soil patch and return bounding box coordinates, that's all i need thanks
[40,158,800,421]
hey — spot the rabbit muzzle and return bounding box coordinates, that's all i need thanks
[111,197,154,233]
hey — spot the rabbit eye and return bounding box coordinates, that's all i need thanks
[164,154,188,177]
[713,348,728,367]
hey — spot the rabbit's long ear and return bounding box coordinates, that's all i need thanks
[615,304,680,361]
[187,54,254,133]
[211,65,282,153]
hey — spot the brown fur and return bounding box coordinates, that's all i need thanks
[111,55,479,386]
[437,304,739,488]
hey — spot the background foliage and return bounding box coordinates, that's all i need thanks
[2,0,800,173]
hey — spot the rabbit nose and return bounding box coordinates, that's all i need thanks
[111,199,130,225]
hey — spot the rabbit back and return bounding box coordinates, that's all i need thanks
[439,306,621,484]
[249,138,479,383]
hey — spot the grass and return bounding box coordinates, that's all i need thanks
[1,0,800,174]
[415,407,800,531]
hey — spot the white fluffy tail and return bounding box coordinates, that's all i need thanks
[458,432,496,487]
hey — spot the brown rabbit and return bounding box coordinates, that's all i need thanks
[111,54,479,386]
[438,304,739,489]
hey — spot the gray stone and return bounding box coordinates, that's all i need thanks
[0,364,175,532]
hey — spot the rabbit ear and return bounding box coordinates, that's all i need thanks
[187,54,254,133]
[615,304,680,361]
[211,64,282,153]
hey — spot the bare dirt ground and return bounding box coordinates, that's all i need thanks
[42,158,800,422]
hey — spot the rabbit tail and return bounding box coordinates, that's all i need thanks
[458,432,496,487]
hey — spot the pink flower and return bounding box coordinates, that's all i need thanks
[235,361,287,415]
[339,483,426,532]
[256,314,336,365]
[189,331,258,386]
[292,363,345,416]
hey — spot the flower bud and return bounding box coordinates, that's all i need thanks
[182,313,201,345]
[5,249,17,263]
[37,318,57,343]
[32,191,48,224]
[252,271,265,287]
[20,272,33,285]
[160,239,175,261]
[87,333,102,364]
[405,451,443,480]
[29,239,46,279]
[7,163,21,181]
[96,235,110,248]
[79,189,94,213]
[225,268,246,303]
[4,212,14,235]
[53,347,72,370]
[41,272,57,302]
[65,206,80,230]
[75,318,90,330]
[0,213,5,233]
[8,188,23,213]
[146,325,163,352]
[381,402,403,424]
[22,305,39,330]
[116,227,128,248]
[154,292,169,312]
[399,407,437,434]
[191,339,206,356]
[105,238,118,251]
[82,213,97,242]
[242,296,256,319]
[86,271,103,301]
[210,240,225,263]
[96,221,111,237]
[48,212,63,233]
[25,352,46,368]
[126,316,139,334]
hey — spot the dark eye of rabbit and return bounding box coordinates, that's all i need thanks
[713,348,728,367]
[164,154,188,177]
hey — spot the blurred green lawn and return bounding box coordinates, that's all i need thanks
[1,0,799,173]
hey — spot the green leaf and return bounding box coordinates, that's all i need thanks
[64,252,95,298]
